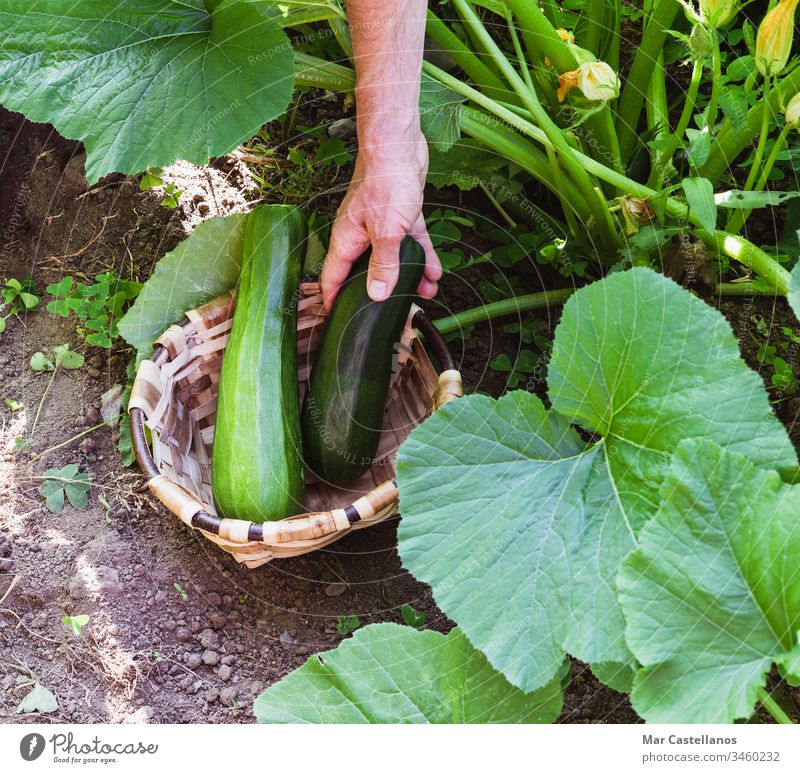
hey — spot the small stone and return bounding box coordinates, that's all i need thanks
[176,627,192,642]
[218,664,232,682]
[185,653,202,669]
[199,629,220,650]
[324,582,347,597]
[221,655,235,665]
[208,612,227,629]
[279,630,295,646]
[202,649,220,666]
[207,592,222,606]
[219,686,238,706]
[205,688,219,704]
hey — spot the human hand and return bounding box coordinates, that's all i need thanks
[320,129,441,310]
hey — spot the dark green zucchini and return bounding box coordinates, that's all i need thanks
[302,236,425,483]
[212,205,306,522]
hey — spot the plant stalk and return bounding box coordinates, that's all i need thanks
[727,122,792,234]
[433,288,574,335]
[651,57,703,189]
[756,687,795,724]
[425,10,511,103]
[616,0,681,160]
[451,0,620,254]
[433,281,777,336]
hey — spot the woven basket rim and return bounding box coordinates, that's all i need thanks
[129,297,459,550]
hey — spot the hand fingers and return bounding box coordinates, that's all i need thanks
[321,218,368,311]
[410,214,442,293]
[418,277,439,299]
[366,235,403,301]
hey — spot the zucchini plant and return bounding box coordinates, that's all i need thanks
[254,267,800,724]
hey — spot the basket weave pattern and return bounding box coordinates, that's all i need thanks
[129,283,462,567]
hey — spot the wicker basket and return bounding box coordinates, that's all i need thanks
[129,283,462,568]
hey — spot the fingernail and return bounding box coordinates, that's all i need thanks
[368,280,387,299]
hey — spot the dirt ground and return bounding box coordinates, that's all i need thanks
[1,102,798,725]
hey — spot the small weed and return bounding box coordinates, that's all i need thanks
[30,344,84,373]
[0,277,40,336]
[336,615,360,636]
[490,349,539,388]
[138,168,183,207]
[751,317,799,395]
[4,398,23,412]
[160,182,183,209]
[174,583,188,601]
[425,208,474,272]
[37,464,91,513]
[46,271,141,348]
[138,168,164,191]
[400,604,426,629]
[61,614,90,635]
[28,344,84,443]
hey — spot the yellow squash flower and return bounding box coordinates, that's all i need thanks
[577,61,620,101]
[786,93,800,126]
[699,0,739,28]
[756,0,800,76]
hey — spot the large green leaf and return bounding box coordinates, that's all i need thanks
[0,1,294,182]
[427,139,506,190]
[118,213,245,359]
[397,268,796,692]
[253,624,563,723]
[419,76,464,152]
[618,439,800,723]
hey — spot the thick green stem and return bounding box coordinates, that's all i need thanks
[742,81,773,192]
[293,51,355,90]
[291,52,790,291]
[705,28,722,134]
[728,122,792,233]
[460,107,593,222]
[616,0,681,160]
[717,281,777,296]
[757,687,795,724]
[584,0,605,55]
[651,57,703,188]
[425,9,511,103]
[328,16,353,60]
[701,65,800,181]
[646,52,669,138]
[506,0,577,73]
[433,288,575,335]
[696,229,791,294]
[274,0,345,26]
[600,0,622,70]
[433,281,777,336]
[726,79,772,235]
[452,0,619,253]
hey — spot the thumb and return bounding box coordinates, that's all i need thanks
[367,235,402,301]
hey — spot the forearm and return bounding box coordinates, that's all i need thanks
[348,0,427,151]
